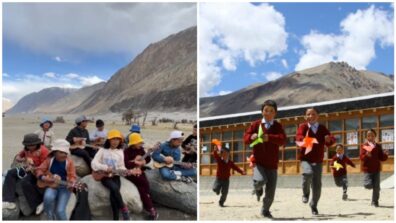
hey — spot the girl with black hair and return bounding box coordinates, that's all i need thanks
[91,129,136,220]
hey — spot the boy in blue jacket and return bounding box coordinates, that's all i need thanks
[152,131,196,183]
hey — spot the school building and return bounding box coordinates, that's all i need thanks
[199,92,394,176]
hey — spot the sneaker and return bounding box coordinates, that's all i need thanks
[148,208,159,220]
[2,202,16,210]
[122,211,130,220]
[371,201,379,207]
[256,188,263,202]
[36,202,44,215]
[219,201,225,207]
[181,176,193,183]
[342,193,348,201]
[311,206,319,215]
[302,196,309,204]
[261,210,273,218]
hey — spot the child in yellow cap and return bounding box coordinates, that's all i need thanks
[124,133,159,220]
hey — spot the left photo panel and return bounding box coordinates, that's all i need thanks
[2,2,197,220]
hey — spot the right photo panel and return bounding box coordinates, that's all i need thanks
[199,2,394,221]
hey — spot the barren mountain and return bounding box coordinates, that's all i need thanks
[7,26,197,115]
[34,82,106,114]
[200,62,394,117]
[7,87,76,114]
[72,26,197,114]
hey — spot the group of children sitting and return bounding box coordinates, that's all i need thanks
[212,100,389,218]
[3,116,197,220]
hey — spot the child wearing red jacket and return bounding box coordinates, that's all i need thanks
[295,107,335,215]
[244,100,286,218]
[360,129,389,207]
[330,144,355,200]
[212,143,246,207]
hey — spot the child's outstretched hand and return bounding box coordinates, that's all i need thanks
[242,170,247,175]
[251,133,258,141]
[384,149,389,155]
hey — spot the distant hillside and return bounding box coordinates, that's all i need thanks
[7,26,197,115]
[7,87,76,114]
[200,62,394,117]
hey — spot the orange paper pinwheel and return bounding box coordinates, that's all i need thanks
[212,139,222,151]
[296,131,318,155]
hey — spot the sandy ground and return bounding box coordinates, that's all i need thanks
[2,114,195,170]
[199,188,394,220]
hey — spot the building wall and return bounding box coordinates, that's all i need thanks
[200,106,394,176]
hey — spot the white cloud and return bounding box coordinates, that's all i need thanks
[54,56,63,62]
[3,73,10,77]
[199,3,287,96]
[218,90,232,96]
[264,72,283,81]
[65,73,80,79]
[296,6,394,71]
[3,72,106,105]
[79,76,105,86]
[281,59,288,69]
[3,97,14,112]
[43,72,56,78]
[3,3,196,59]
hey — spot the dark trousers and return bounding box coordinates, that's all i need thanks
[301,161,322,208]
[126,173,154,212]
[101,176,125,220]
[253,165,278,212]
[363,172,381,203]
[70,148,97,170]
[212,178,229,203]
[334,175,348,193]
[3,169,44,209]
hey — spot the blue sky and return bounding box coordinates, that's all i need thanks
[2,3,197,109]
[199,2,394,97]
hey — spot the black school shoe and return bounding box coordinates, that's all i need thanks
[219,200,225,207]
[371,201,379,207]
[302,195,309,204]
[261,210,273,218]
[311,206,319,215]
[342,193,348,200]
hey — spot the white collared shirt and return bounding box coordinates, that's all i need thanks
[261,118,274,129]
[308,122,319,134]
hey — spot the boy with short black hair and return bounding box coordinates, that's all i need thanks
[330,144,355,200]
[244,100,286,218]
[212,141,246,207]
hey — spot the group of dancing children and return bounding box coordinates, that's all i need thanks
[212,100,389,218]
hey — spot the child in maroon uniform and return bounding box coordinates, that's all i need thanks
[124,133,158,220]
[212,143,246,207]
[244,100,286,218]
[330,144,355,200]
[360,129,389,207]
[296,107,335,215]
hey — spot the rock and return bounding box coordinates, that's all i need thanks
[145,170,196,215]
[2,201,20,220]
[80,175,143,220]
[70,155,91,177]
